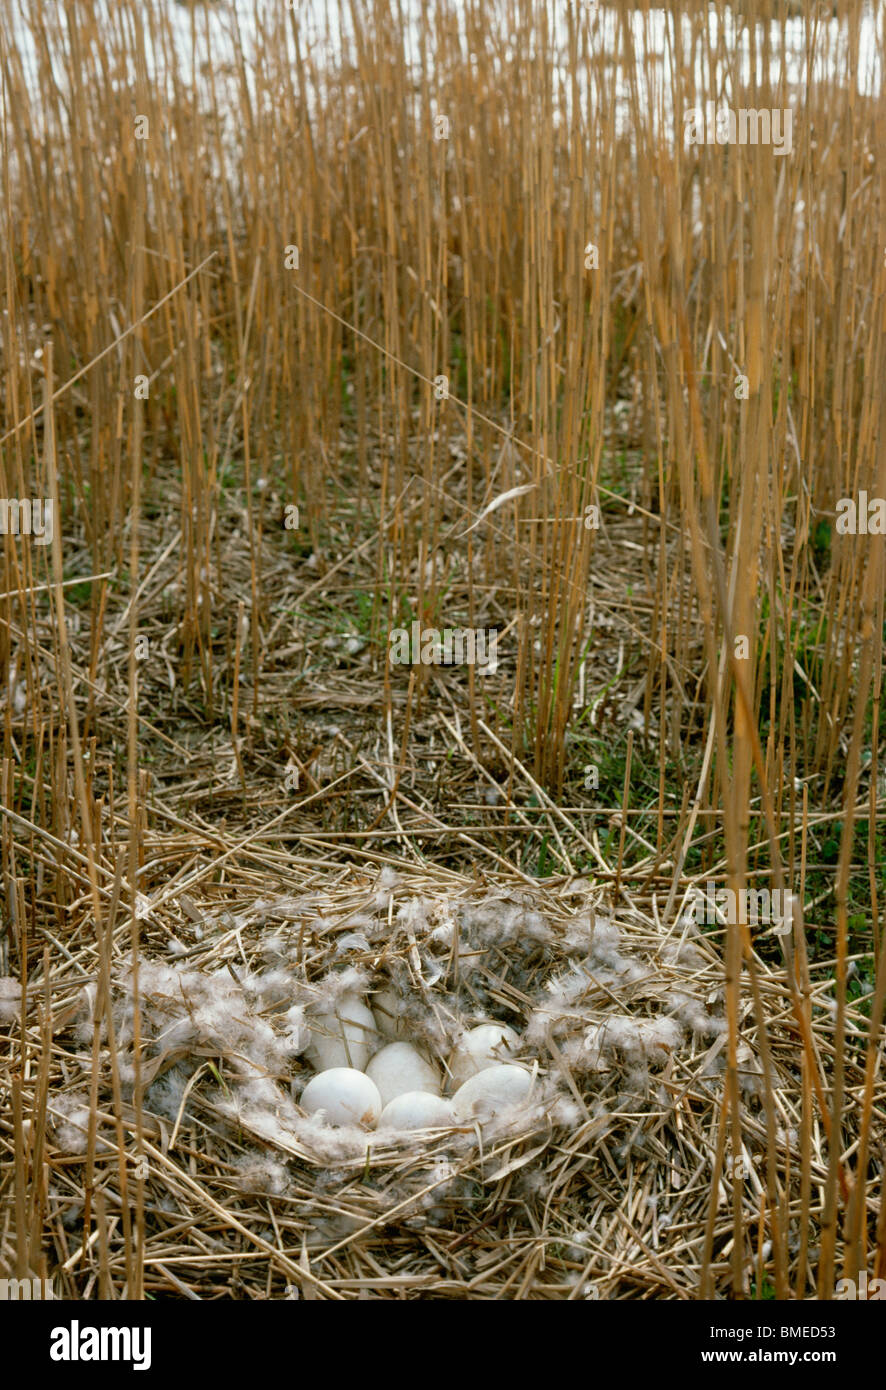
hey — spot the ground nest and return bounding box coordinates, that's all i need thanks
[5,862,863,1300]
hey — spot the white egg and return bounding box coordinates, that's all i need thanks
[372,984,406,1039]
[448,1023,521,1089]
[451,1064,533,1121]
[366,1042,441,1107]
[300,1068,382,1128]
[305,992,379,1072]
[377,1092,456,1132]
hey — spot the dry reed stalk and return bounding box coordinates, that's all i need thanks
[0,0,884,1300]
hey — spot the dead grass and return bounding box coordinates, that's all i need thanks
[4,860,881,1300]
[1,0,885,1299]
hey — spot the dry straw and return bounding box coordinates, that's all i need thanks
[1,0,885,1298]
[3,863,881,1300]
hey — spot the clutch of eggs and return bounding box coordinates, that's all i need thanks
[299,993,533,1133]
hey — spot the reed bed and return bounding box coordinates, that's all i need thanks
[1,0,885,1298]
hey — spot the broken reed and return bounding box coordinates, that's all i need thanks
[1,0,885,1296]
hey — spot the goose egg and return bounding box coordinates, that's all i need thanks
[451,1064,533,1121]
[372,984,407,1039]
[366,1042,441,1107]
[300,1068,382,1128]
[305,992,378,1072]
[448,1023,520,1089]
[377,1092,456,1132]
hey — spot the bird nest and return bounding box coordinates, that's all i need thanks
[2,863,873,1299]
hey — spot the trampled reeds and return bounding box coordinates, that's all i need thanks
[0,0,884,1299]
